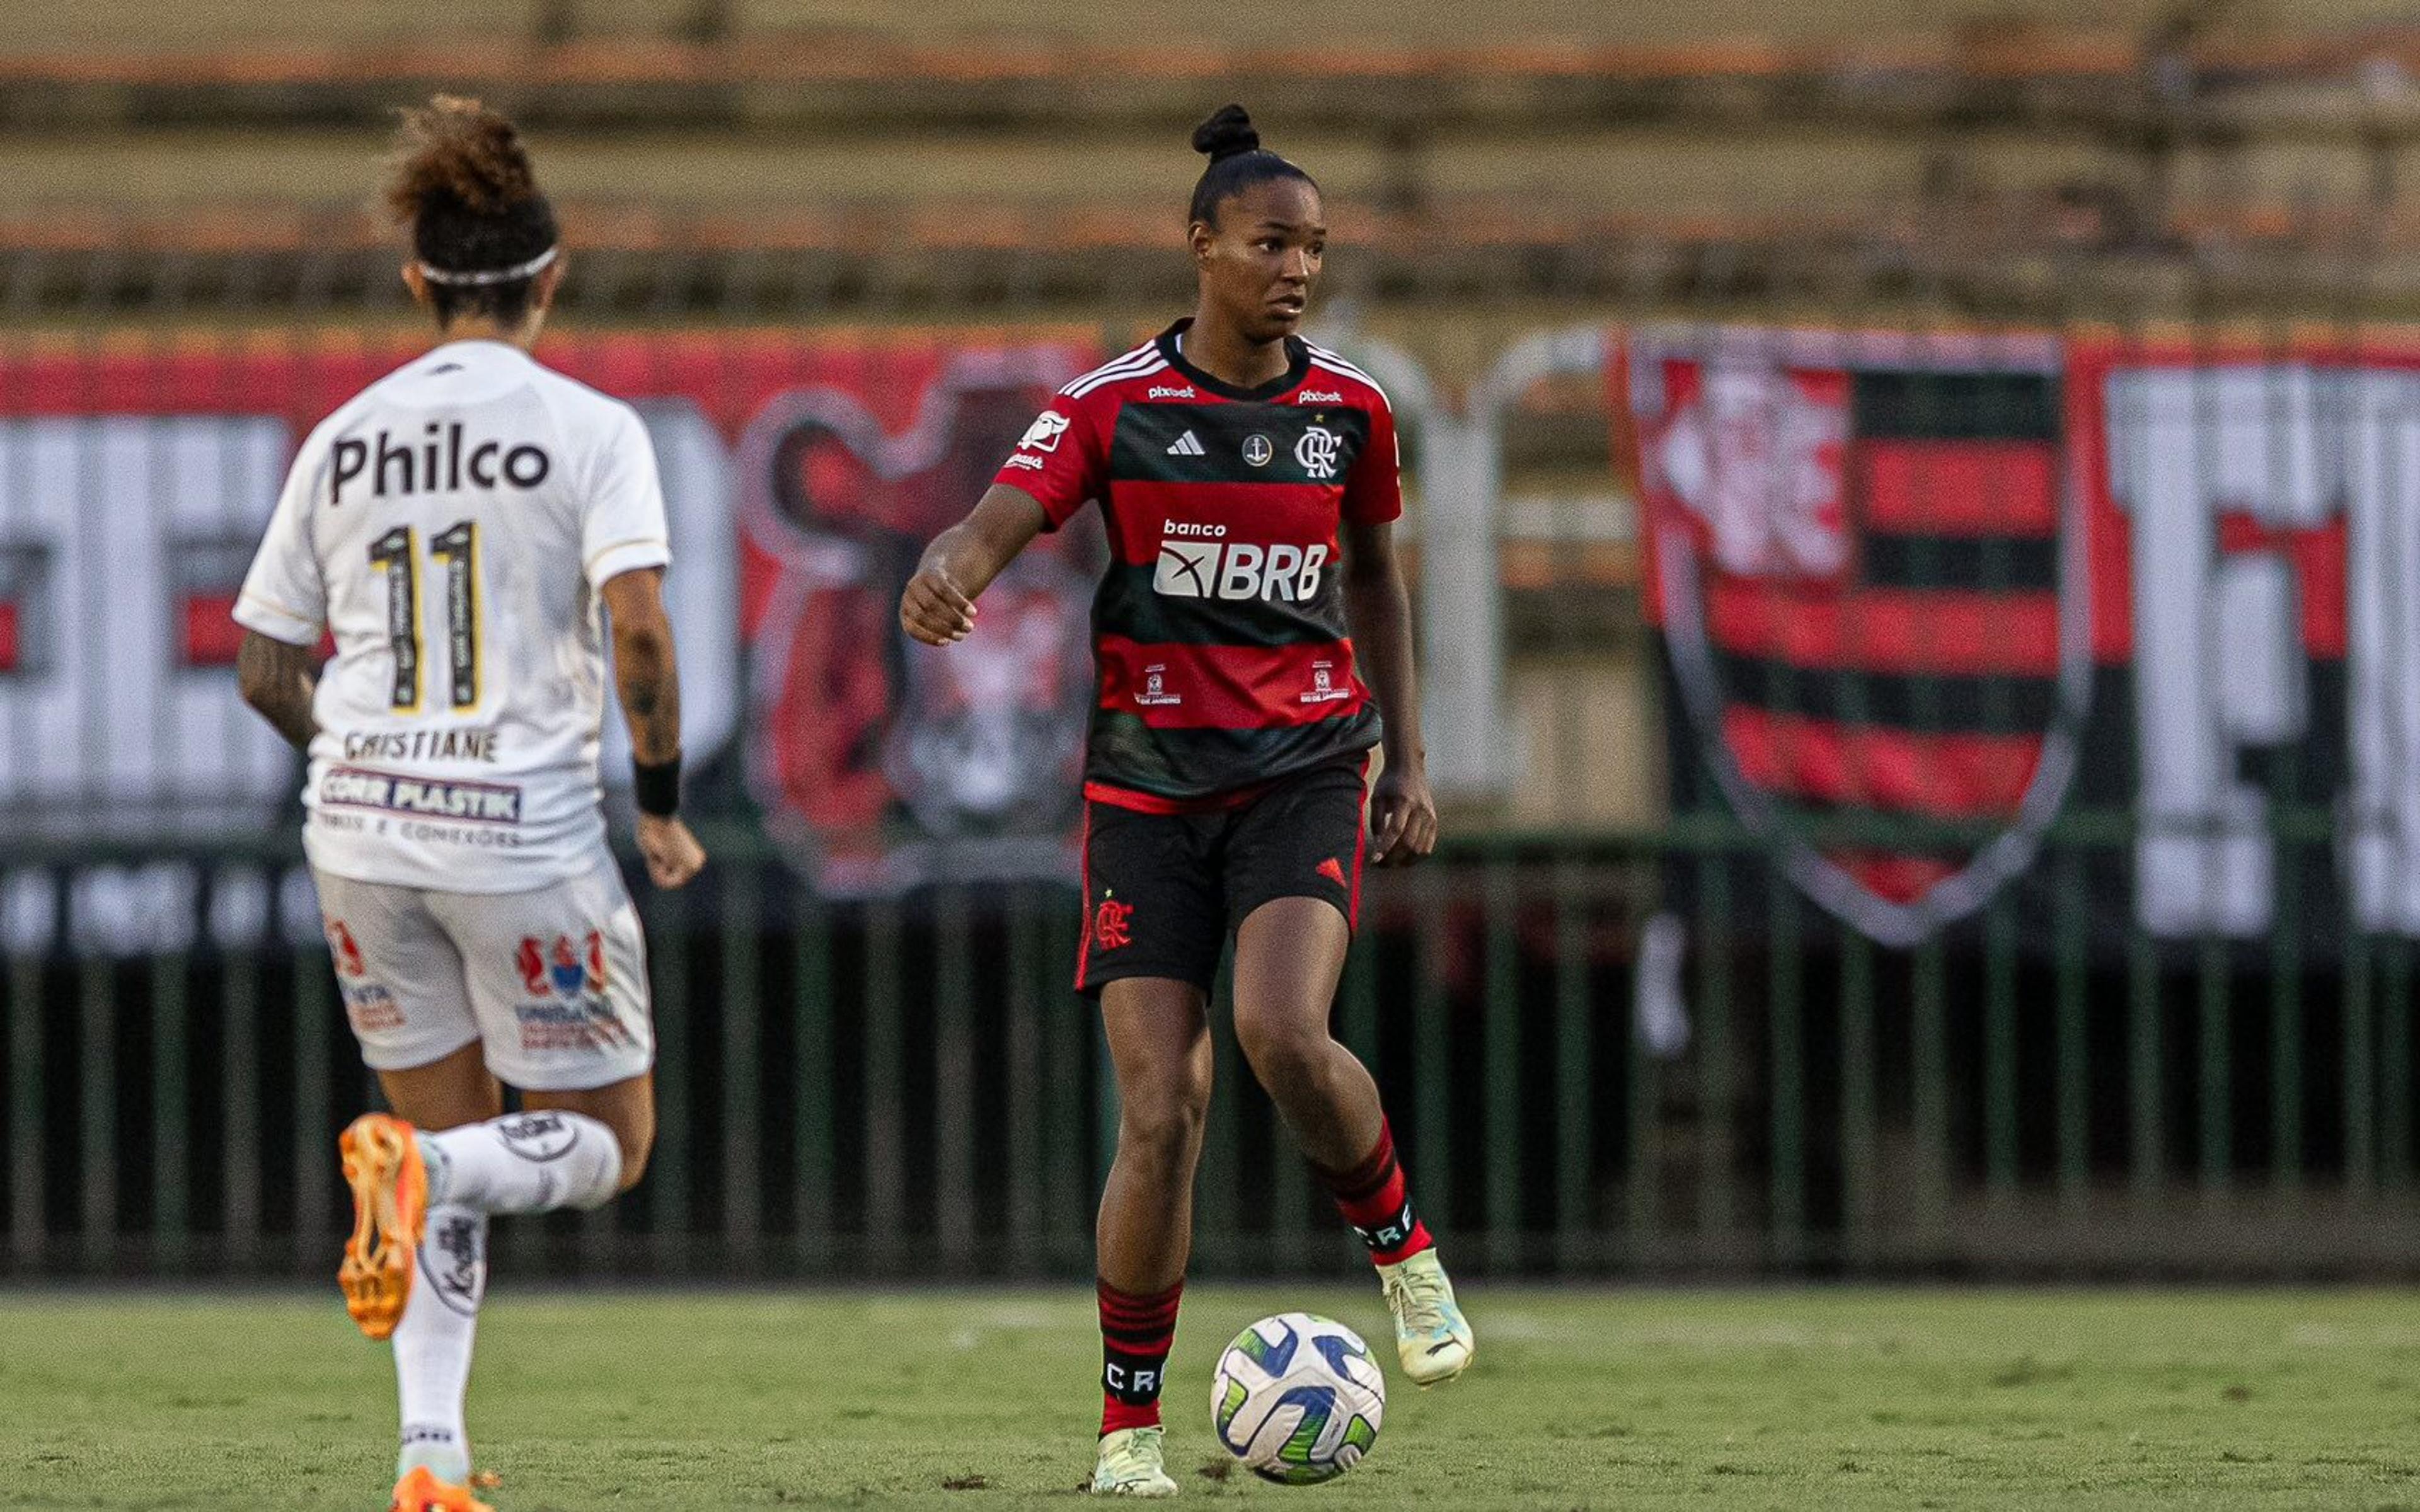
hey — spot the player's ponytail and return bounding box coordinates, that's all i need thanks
[1187,104,1316,228]
[384,94,560,327]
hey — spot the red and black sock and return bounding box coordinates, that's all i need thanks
[1098,1278,1183,1436]
[1315,1118,1434,1266]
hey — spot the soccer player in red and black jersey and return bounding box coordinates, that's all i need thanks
[902,104,1473,1496]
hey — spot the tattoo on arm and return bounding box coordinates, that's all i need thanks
[619,655,678,759]
[604,575,683,765]
[614,644,680,763]
[236,632,320,752]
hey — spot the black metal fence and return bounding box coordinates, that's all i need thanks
[11,808,2420,1283]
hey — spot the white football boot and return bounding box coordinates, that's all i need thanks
[1091,1426,1179,1498]
[1379,1248,1475,1385]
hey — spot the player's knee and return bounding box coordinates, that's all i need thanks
[1119,1087,1209,1166]
[1233,1005,1327,1087]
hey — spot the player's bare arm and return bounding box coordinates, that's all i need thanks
[1341,518,1437,867]
[601,566,705,890]
[234,629,321,751]
[899,483,1049,646]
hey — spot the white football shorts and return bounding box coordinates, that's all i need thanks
[311,849,654,1091]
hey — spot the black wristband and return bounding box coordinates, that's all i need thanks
[633,754,683,818]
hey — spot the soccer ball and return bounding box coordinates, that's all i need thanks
[1210,1312,1385,1484]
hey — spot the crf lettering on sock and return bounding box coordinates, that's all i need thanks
[1315,1119,1436,1266]
[1098,1278,1183,1436]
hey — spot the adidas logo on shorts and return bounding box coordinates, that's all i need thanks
[1165,431,1207,457]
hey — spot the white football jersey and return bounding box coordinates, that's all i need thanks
[235,339,671,893]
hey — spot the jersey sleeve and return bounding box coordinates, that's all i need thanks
[1343,392,1405,526]
[993,394,1108,530]
[232,434,329,647]
[582,404,674,592]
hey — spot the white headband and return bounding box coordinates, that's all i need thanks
[417,245,558,287]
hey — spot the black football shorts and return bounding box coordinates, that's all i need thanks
[1076,757,1369,997]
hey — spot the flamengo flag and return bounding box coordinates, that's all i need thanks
[1627,326,2090,945]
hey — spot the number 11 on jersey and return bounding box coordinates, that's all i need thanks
[369,520,481,713]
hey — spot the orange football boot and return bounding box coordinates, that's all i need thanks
[338,1112,427,1341]
[388,1466,493,1512]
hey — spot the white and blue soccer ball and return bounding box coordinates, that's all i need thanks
[1210,1312,1385,1484]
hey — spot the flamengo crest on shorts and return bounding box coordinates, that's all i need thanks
[1630,324,2090,946]
[1092,896,1134,951]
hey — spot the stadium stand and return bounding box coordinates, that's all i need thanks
[7,0,2420,833]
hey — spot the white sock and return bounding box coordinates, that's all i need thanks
[417,1111,624,1215]
[395,1203,485,1485]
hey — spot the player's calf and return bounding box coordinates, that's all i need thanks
[415,1109,628,1214]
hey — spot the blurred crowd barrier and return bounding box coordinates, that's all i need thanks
[6,316,2420,1281]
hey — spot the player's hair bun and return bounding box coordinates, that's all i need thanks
[384,94,543,222]
[1192,105,1262,163]
[1184,104,1313,227]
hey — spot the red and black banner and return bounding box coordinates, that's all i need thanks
[1628,326,2085,944]
[1628,323,2420,949]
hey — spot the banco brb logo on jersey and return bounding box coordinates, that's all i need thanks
[1153,530,1330,603]
[1632,326,2089,945]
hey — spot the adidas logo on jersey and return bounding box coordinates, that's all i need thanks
[1153,539,1329,602]
[1166,431,1207,457]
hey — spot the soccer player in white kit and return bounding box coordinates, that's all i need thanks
[232,97,705,1512]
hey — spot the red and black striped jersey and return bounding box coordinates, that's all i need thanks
[993,319,1402,811]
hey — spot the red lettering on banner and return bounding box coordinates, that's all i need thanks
[2216,512,2349,659]
[182,592,245,667]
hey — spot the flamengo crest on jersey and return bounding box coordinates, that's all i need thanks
[992,321,1403,805]
[234,339,672,892]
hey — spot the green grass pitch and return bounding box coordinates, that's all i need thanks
[7,1286,2420,1509]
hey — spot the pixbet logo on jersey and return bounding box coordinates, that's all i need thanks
[517,931,609,999]
[1153,522,1330,602]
